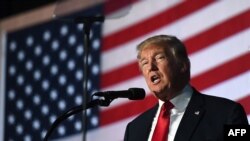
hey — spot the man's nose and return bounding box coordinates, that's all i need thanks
[149,61,158,71]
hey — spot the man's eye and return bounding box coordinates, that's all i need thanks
[156,55,165,61]
[140,61,148,67]
[142,62,148,66]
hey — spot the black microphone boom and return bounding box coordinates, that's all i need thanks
[94,88,145,100]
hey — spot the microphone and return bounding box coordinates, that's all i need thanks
[94,88,145,100]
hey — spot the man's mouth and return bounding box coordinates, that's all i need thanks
[151,75,160,84]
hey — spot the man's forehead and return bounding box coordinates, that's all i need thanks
[141,46,165,54]
[137,44,167,59]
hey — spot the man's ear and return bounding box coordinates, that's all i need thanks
[180,60,190,73]
[138,64,143,72]
[181,64,187,73]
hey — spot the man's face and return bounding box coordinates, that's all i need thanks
[139,45,172,100]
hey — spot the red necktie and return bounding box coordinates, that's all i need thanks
[152,101,174,141]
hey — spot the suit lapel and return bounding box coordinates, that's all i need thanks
[137,104,159,140]
[174,89,206,141]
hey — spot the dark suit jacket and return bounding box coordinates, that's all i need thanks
[124,88,248,141]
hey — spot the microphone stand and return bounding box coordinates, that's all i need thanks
[43,15,104,141]
[43,87,145,141]
[74,16,104,141]
[43,96,113,141]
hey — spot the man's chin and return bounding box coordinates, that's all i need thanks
[151,88,162,95]
[152,90,165,99]
[151,88,172,100]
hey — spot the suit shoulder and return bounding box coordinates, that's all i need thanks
[200,93,240,106]
[192,87,239,107]
[197,93,248,124]
[196,93,246,115]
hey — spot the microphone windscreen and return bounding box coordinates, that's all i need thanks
[128,88,145,100]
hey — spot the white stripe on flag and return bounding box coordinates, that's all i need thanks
[165,0,250,40]
[101,75,148,91]
[248,115,250,124]
[103,0,184,36]
[202,71,250,101]
[190,28,250,77]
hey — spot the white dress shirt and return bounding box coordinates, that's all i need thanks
[148,84,193,141]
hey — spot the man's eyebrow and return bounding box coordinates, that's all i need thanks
[139,58,146,63]
[139,52,164,61]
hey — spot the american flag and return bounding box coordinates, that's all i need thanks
[0,0,250,141]
[1,3,103,141]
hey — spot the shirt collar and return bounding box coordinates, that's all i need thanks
[159,84,193,113]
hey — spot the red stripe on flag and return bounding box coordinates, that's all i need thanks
[237,95,250,115]
[101,62,140,88]
[186,9,250,54]
[100,54,250,126]
[102,0,215,51]
[101,10,250,88]
[100,94,157,126]
[191,53,250,90]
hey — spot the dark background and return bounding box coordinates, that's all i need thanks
[0,0,57,20]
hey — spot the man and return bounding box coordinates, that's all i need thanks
[124,35,248,141]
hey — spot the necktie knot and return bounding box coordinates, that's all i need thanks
[163,101,174,112]
[161,101,174,116]
[152,101,174,141]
